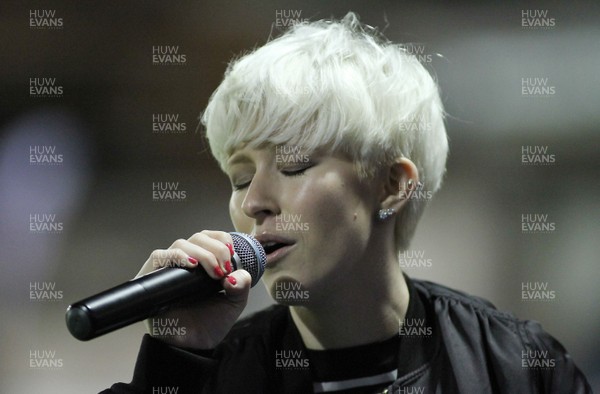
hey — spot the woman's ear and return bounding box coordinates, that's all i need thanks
[379,158,420,215]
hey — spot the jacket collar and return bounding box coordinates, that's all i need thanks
[273,274,441,393]
[395,274,441,381]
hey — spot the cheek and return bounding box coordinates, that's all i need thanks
[229,194,252,233]
[283,172,374,286]
[294,172,372,238]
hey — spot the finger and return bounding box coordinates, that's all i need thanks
[169,238,228,280]
[187,231,234,275]
[192,230,235,267]
[197,230,234,252]
[137,248,197,278]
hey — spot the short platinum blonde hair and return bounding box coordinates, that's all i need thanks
[203,12,448,250]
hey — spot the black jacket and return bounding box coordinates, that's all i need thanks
[104,277,591,393]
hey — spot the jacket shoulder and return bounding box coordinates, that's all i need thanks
[413,278,515,320]
[411,278,592,393]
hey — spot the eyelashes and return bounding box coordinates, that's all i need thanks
[232,163,316,190]
[281,163,315,176]
[232,181,251,191]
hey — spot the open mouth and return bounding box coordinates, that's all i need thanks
[262,241,289,255]
[254,234,296,265]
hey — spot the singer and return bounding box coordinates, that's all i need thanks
[104,13,590,393]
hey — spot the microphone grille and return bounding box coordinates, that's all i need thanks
[230,232,266,287]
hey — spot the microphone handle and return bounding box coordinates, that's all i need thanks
[66,267,222,341]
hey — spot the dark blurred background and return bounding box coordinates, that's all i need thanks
[1,1,599,392]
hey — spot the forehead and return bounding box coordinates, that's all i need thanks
[226,142,272,167]
[226,144,353,174]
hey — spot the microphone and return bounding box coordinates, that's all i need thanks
[65,232,266,341]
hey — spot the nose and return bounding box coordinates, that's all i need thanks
[241,170,280,221]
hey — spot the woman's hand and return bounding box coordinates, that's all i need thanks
[136,230,252,350]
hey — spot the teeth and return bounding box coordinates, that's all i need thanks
[263,241,277,248]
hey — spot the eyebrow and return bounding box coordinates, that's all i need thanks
[227,152,253,167]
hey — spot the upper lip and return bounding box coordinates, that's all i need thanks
[253,232,296,250]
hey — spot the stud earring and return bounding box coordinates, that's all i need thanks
[378,208,395,221]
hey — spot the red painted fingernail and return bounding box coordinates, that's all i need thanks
[214,266,225,278]
[226,243,234,257]
[188,257,198,265]
[225,260,232,274]
[227,276,237,285]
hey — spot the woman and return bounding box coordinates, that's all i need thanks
[105,13,590,394]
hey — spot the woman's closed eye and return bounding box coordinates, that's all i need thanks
[232,162,317,190]
[280,163,316,177]
[232,181,250,190]
[231,176,252,190]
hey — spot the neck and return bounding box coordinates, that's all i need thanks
[290,248,409,350]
